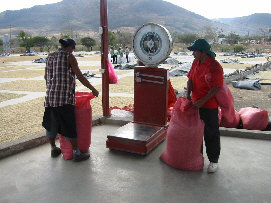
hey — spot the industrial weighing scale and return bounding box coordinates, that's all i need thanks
[106,23,173,154]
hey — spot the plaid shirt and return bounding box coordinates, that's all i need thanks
[44,48,75,107]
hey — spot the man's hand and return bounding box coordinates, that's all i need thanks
[192,87,220,109]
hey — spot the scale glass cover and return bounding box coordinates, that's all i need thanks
[133,23,173,67]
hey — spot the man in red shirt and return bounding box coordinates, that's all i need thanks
[186,39,224,173]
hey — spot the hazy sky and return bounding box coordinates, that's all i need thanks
[0,0,270,19]
[165,0,271,19]
[0,0,62,13]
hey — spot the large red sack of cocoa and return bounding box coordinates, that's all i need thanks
[160,97,204,171]
[239,107,269,130]
[205,73,240,128]
[59,92,94,160]
[216,84,240,128]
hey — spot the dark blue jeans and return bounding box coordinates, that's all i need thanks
[199,108,220,163]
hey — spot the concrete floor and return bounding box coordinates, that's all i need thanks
[1,124,271,203]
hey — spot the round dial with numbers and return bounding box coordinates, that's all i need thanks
[133,23,173,67]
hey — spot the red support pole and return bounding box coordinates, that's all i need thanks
[100,0,110,117]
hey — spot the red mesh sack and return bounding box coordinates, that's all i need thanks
[239,107,269,130]
[167,80,177,121]
[58,134,73,160]
[216,83,240,128]
[59,92,94,160]
[75,91,94,108]
[75,92,93,152]
[205,73,240,128]
[160,97,204,171]
[167,107,173,122]
[108,59,118,84]
[220,109,240,128]
[168,79,177,108]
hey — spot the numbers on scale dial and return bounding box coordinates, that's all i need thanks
[140,32,162,56]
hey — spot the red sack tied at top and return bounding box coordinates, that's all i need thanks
[239,107,269,130]
[205,73,240,128]
[160,97,204,171]
[107,59,118,84]
[59,91,94,160]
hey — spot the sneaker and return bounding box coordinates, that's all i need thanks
[51,147,61,158]
[207,162,218,173]
[73,153,90,162]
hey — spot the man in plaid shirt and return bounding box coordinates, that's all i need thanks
[43,38,99,162]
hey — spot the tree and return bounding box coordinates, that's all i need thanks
[80,37,96,51]
[179,33,199,45]
[50,36,59,50]
[115,31,133,47]
[203,24,217,43]
[32,36,50,52]
[20,38,34,52]
[233,45,245,53]
[226,33,240,45]
[218,34,226,38]
[259,27,268,42]
[17,30,28,41]
[44,36,58,52]
[16,30,33,52]
[108,30,116,47]
[172,32,179,43]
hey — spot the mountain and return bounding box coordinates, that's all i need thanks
[0,0,220,35]
[214,13,271,35]
[0,0,269,36]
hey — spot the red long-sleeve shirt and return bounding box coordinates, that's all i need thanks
[187,56,224,109]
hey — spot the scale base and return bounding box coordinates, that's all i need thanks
[106,122,168,155]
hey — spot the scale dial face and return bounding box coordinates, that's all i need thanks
[133,23,173,66]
